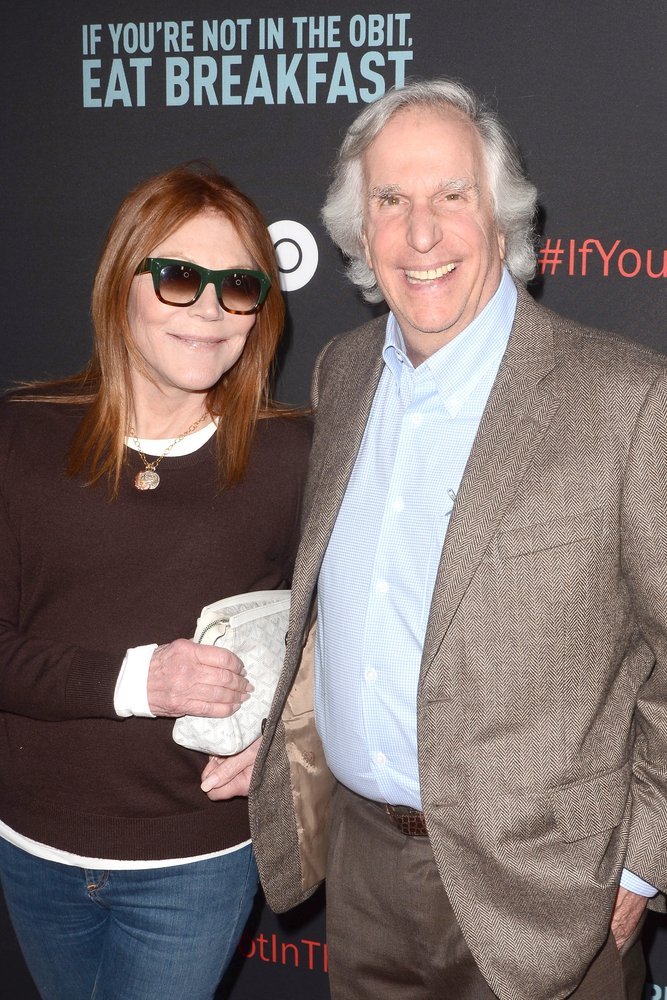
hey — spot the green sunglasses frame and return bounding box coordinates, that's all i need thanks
[136,257,272,314]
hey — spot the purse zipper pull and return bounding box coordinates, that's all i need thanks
[196,617,230,644]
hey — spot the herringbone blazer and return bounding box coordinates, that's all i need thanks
[250,285,667,1000]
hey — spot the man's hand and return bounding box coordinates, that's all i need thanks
[611,886,648,951]
[200,738,261,800]
[147,639,252,718]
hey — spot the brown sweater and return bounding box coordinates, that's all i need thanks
[0,397,311,860]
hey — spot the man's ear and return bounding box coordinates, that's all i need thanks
[497,230,506,260]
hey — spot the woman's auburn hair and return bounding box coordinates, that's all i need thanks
[21,162,288,495]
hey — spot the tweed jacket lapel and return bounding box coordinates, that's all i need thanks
[422,287,562,671]
[295,317,387,602]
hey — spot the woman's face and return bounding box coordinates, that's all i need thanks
[127,210,258,406]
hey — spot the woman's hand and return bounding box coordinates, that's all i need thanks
[147,639,252,717]
[200,738,261,800]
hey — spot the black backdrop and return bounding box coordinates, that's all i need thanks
[1,2,665,997]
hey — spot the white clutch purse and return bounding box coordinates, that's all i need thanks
[172,590,291,756]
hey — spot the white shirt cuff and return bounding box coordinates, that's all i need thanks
[114,644,157,718]
[620,867,658,897]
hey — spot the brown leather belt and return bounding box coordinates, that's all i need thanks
[384,803,429,837]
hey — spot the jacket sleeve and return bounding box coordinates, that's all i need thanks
[619,372,667,893]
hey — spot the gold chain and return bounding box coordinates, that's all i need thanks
[129,412,208,490]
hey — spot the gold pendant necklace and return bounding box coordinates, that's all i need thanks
[129,413,207,491]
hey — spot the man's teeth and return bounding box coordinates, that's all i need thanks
[405,263,457,280]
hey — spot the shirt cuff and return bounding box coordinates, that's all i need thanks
[114,644,157,718]
[620,867,658,897]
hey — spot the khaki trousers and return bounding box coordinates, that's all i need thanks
[325,783,645,1000]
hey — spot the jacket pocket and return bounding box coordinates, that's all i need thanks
[548,760,631,843]
[498,508,602,559]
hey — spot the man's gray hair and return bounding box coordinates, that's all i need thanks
[321,77,539,302]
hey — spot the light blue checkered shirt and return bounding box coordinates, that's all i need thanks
[314,267,654,898]
[315,269,516,808]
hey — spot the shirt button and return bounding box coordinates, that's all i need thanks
[376,580,389,594]
[410,413,423,427]
[365,667,377,682]
[373,751,387,766]
[392,497,405,512]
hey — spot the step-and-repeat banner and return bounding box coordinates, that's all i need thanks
[1,2,665,997]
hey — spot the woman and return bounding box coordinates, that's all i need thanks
[0,163,311,999]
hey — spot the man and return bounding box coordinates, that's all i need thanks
[204,78,667,1000]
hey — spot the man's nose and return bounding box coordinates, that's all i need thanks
[406,204,442,254]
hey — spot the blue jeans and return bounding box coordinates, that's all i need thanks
[0,838,258,1000]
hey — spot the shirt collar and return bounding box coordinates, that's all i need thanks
[382,267,517,416]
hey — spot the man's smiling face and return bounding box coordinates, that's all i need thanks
[361,106,506,365]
